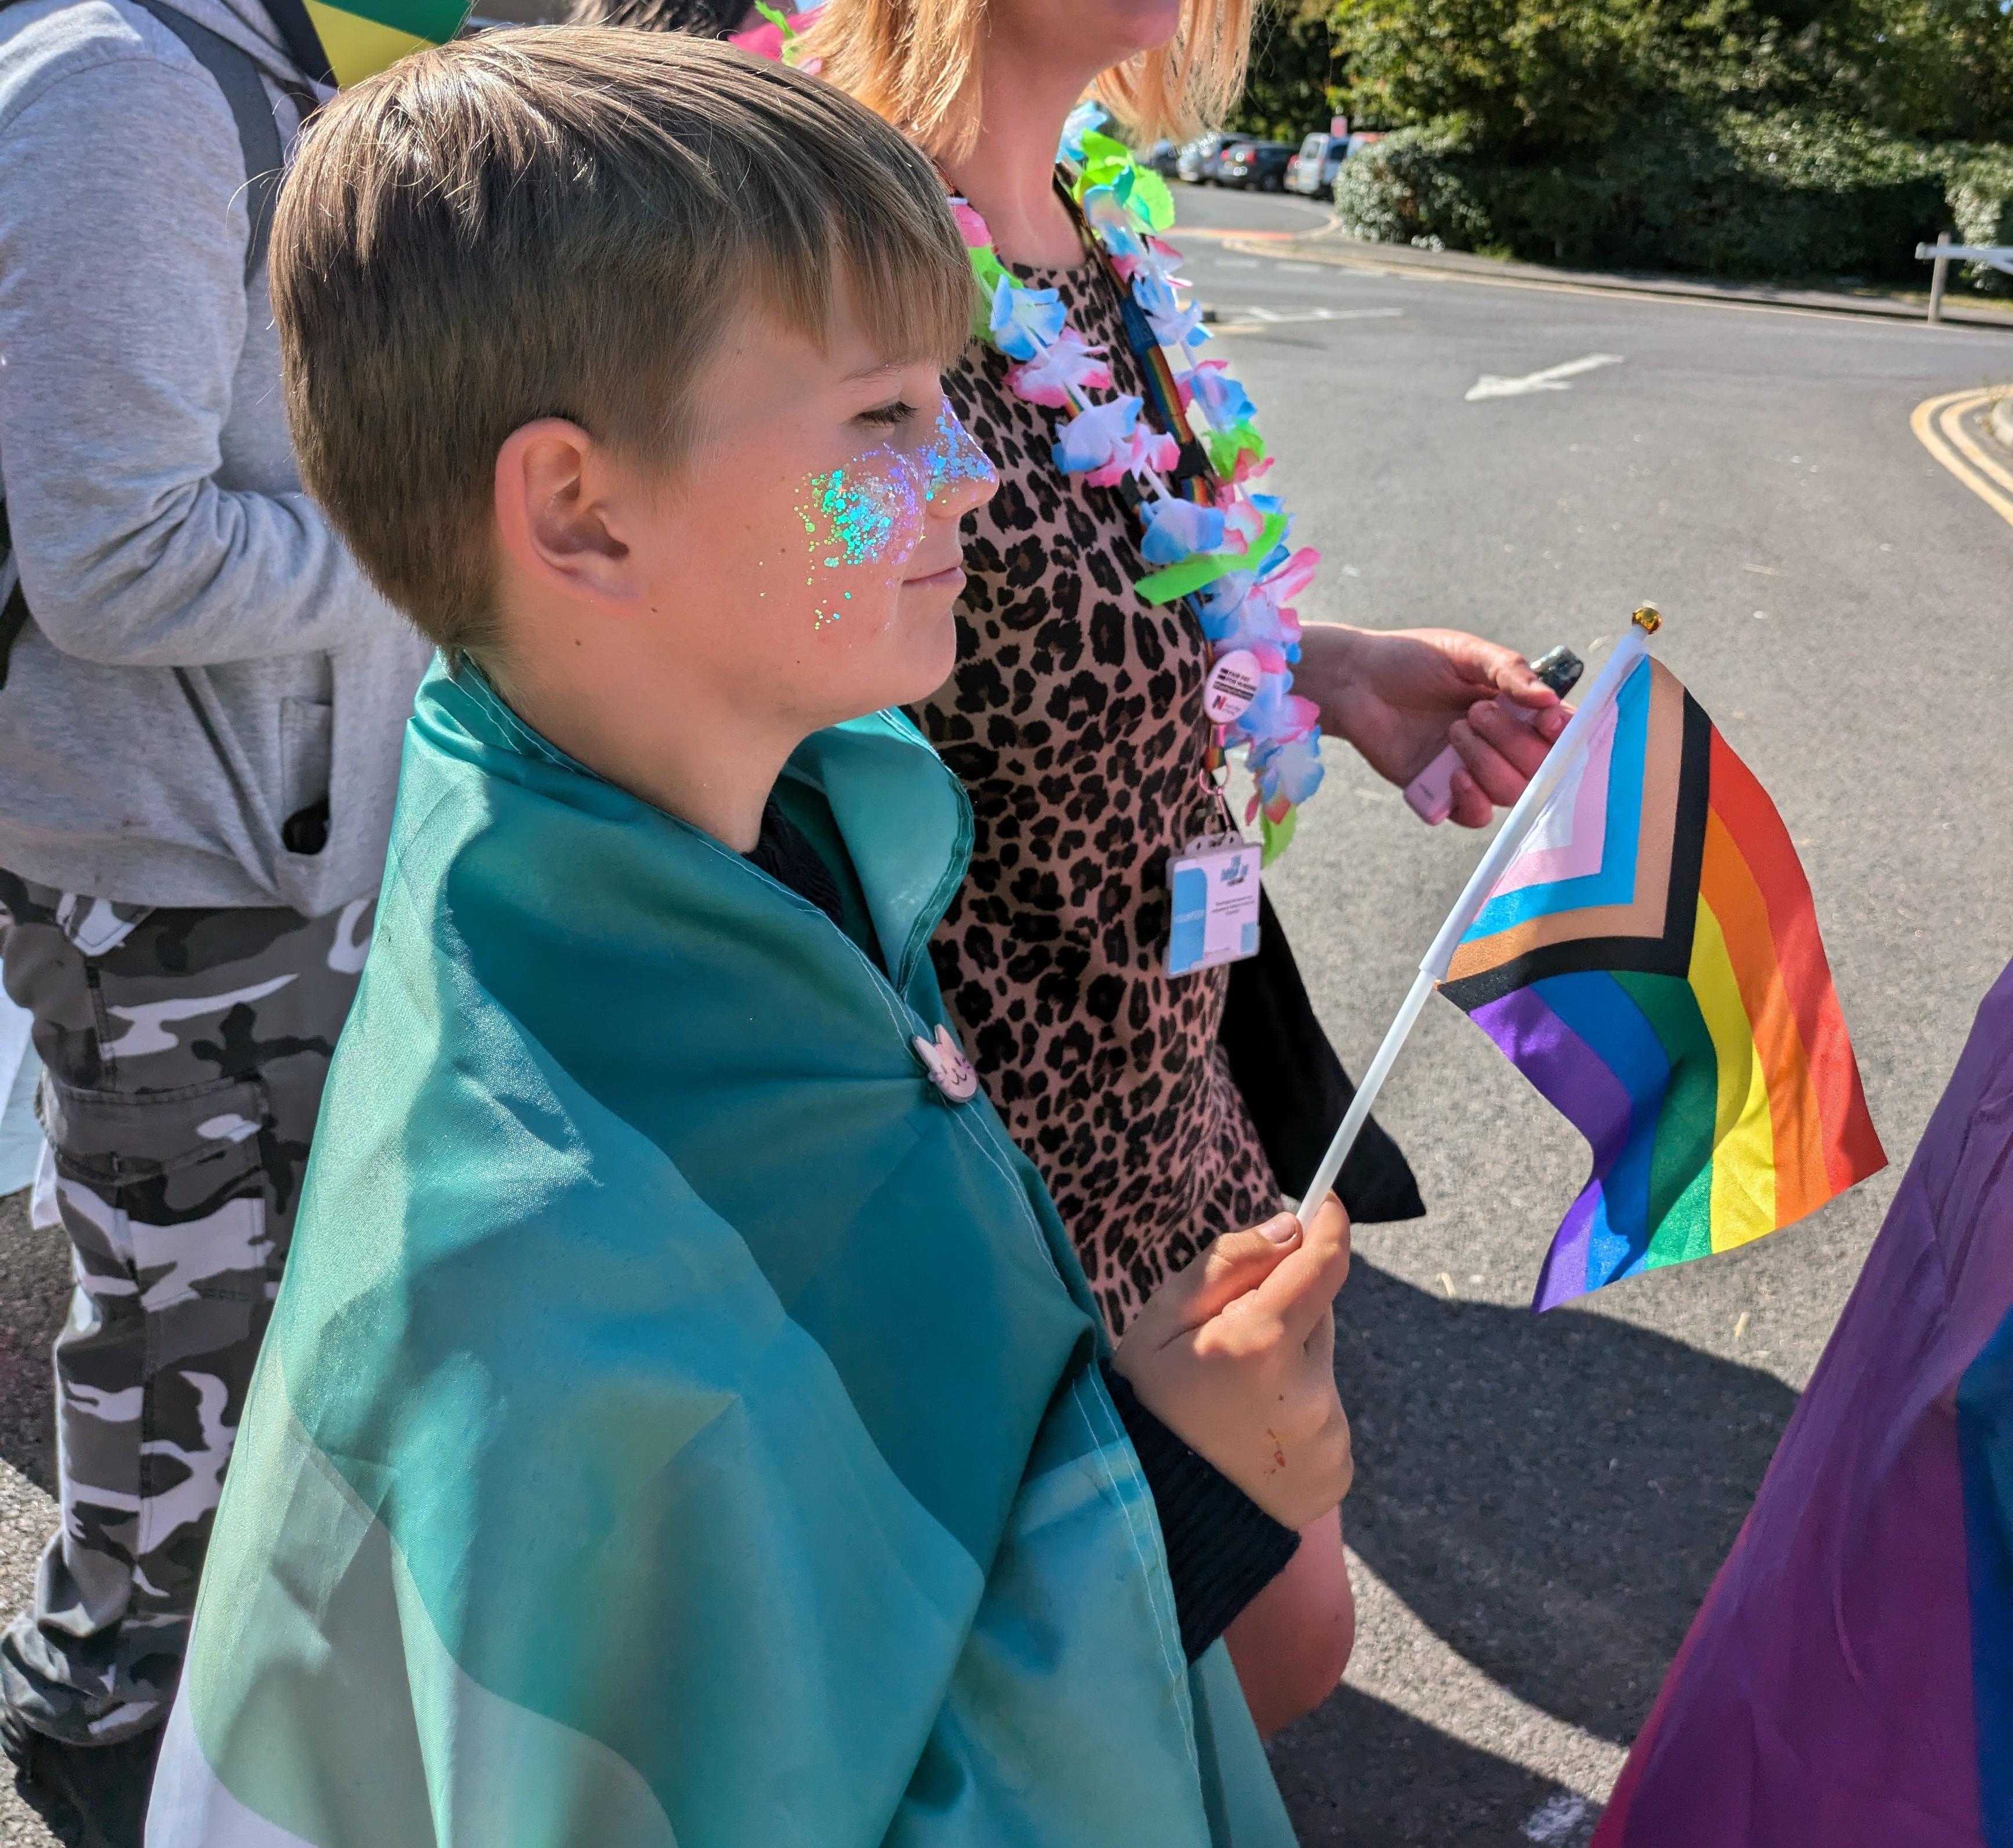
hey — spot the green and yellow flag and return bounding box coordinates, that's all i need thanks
[267,0,471,88]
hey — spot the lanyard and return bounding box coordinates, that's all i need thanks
[1055,173,1217,506]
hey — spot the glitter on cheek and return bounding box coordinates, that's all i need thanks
[794,444,928,630]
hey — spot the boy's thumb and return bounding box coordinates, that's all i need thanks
[1156,1212,1303,1334]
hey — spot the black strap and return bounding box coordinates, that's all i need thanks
[0,0,295,691]
[0,500,27,693]
[130,0,287,284]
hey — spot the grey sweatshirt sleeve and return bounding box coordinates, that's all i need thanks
[0,42,407,667]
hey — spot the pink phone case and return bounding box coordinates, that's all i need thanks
[1402,699,1546,825]
[1402,742,1465,826]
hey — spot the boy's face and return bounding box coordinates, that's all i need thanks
[627,287,995,735]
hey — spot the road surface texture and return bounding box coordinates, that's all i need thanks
[0,183,2007,1844]
[1171,186,2013,1841]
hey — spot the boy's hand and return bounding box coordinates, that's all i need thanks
[1113,1197,1353,1531]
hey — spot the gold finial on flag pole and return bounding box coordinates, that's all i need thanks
[1633,604,1662,633]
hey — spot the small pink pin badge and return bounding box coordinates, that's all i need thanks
[1202,649,1262,727]
[913,1023,979,1102]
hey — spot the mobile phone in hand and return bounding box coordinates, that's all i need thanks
[1402,646,1585,826]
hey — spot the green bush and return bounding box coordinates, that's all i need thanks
[1332,122,1494,247]
[1947,149,2013,291]
[1333,108,2012,285]
[1318,0,2013,286]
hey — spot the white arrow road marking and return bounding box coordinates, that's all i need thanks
[1466,353,1625,401]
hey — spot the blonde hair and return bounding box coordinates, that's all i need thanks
[802,0,1255,162]
[271,28,971,656]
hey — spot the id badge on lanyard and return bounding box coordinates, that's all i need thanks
[1165,640,1270,976]
[1167,829,1262,977]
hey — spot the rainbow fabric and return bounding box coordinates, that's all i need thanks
[1440,653,1885,1309]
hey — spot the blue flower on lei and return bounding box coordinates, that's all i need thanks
[1131,268,1207,349]
[990,276,1067,361]
[1059,99,1109,165]
[1080,183,1147,262]
[1249,729,1326,818]
[1138,496,1225,565]
[1186,359,1256,430]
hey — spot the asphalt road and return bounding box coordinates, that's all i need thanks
[1164,186,2013,1839]
[0,183,2009,1845]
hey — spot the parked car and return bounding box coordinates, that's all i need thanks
[1216,139,1295,191]
[1285,132,1346,198]
[1144,139,1182,177]
[1177,131,1253,184]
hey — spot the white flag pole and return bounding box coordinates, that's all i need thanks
[1292,609,1662,1220]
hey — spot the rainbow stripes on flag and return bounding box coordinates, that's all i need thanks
[1441,653,1885,1309]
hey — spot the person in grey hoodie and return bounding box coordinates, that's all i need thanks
[0,0,428,1836]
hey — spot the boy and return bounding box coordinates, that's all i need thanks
[146,31,1354,1846]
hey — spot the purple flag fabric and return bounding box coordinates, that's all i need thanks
[1592,959,2013,1847]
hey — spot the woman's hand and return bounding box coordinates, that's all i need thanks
[1114,1196,1354,1531]
[1294,625,1569,829]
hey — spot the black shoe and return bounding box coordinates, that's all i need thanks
[0,1709,162,1848]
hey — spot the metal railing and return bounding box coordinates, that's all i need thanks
[1916,233,2013,325]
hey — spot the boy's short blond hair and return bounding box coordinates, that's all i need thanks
[272,28,973,656]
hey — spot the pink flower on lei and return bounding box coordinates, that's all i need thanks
[948,199,992,248]
[1006,326,1111,408]
[1051,397,1176,487]
[726,8,821,60]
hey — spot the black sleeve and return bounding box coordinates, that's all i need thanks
[1102,1364,1303,1661]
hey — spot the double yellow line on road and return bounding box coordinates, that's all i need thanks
[1912,389,2013,529]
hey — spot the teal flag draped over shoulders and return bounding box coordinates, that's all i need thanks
[146,662,1295,1848]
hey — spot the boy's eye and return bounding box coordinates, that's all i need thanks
[856,398,918,431]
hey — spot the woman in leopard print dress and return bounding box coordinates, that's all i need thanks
[812,0,1568,1736]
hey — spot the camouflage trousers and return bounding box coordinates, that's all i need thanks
[0,872,373,1744]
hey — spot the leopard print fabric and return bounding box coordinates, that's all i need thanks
[918,254,1281,1337]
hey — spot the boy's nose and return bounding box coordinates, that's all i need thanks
[918,403,997,518]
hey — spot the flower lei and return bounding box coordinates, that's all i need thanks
[957,102,1324,861]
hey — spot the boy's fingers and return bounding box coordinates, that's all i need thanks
[1249,1195,1351,1342]
[1154,1214,1303,1335]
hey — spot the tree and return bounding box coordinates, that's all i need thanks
[1231,0,1344,140]
[1327,0,2013,155]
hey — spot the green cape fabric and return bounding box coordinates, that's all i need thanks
[147,662,1296,1848]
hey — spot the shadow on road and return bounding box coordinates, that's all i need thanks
[1332,1258,1795,1745]
[1270,1685,1598,1846]
[0,1190,66,1497]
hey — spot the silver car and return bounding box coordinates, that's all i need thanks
[1177,131,1253,185]
[1285,132,1346,198]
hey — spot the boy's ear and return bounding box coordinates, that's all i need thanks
[493,419,642,611]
